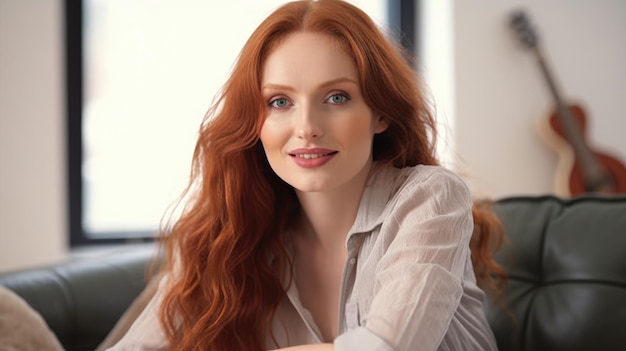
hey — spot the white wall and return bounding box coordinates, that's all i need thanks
[423,0,626,198]
[0,0,67,272]
[1,0,624,272]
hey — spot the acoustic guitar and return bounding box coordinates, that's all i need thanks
[509,10,626,196]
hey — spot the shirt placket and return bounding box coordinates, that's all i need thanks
[337,233,366,334]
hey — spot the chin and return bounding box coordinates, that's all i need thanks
[290,181,329,193]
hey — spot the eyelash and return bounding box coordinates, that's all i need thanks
[326,92,351,104]
[268,97,291,109]
[267,92,351,109]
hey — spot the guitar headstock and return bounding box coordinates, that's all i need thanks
[510,10,539,49]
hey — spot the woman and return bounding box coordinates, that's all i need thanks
[108,0,505,350]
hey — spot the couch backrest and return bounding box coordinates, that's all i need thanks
[0,246,156,351]
[486,195,626,351]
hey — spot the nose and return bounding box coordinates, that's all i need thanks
[295,104,323,139]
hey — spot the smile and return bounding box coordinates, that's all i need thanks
[288,150,338,168]
[293,152,336,159]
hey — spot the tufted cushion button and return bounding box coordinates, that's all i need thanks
[485,195,626,351]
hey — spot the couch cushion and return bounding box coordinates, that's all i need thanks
[486,195,626,351]
[0,245,156,351]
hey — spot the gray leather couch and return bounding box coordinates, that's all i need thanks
[0,245,155,350]
[485,195,626,351]
[1,195,625,350]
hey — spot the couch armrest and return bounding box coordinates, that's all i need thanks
[0,244,157,351]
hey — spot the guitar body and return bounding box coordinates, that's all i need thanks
[569,154,626,195]
[540,104,626,195]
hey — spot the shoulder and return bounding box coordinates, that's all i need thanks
[356,164,472,232]
[371,164,471,205]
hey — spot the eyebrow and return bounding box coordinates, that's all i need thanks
[261,77,358,92]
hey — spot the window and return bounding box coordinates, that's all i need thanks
[66,0,415,246]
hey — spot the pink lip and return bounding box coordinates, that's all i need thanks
[288,148,338,169]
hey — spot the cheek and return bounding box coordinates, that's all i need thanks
[259,119,286,154]
[340,124,371,144]
[337,110,378,144]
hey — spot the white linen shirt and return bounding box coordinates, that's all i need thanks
[108,164,498,351]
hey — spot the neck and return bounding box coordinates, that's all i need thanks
[294,161,373,250]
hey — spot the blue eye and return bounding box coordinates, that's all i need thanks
[327,93,350,105]
[269,98,290,108]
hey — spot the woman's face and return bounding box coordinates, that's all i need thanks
[259,32,387,194]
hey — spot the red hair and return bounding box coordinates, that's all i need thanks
[158,1,506,350]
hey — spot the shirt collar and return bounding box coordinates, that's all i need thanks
[347,164,413,238]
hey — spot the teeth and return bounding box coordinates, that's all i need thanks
[296,153,330,159]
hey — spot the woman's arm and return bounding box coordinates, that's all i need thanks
[369,171,473,350]
[331,168,479,351]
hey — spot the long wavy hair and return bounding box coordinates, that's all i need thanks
[158,1,506,350]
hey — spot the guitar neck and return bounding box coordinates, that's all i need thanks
[531,46,602,177]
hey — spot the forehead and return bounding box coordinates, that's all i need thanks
[261,32,358,86]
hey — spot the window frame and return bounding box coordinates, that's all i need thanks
[65,0,417,246]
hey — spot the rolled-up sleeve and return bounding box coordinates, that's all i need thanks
[334,326,394,351]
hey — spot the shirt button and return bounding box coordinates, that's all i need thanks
[349,257,357,265]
